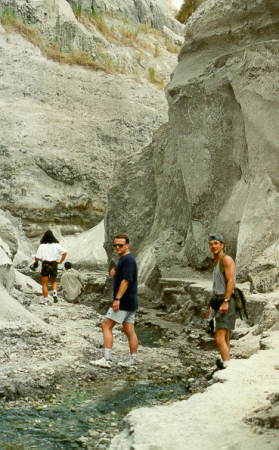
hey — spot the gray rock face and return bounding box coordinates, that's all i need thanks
[105,0,279,291]
[70,0,183,34]
[1,0,97,54]
[0,26,169,237]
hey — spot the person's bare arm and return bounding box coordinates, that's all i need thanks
[220,255,235,314]
[57,252,67,264]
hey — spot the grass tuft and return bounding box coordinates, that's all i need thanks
[148,67,164,89]
[175,0,207,23]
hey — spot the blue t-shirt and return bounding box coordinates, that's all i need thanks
[113,253,138,311]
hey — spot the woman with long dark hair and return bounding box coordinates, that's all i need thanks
[32,230,67,305]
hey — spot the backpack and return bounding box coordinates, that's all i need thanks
[219,254,248,320]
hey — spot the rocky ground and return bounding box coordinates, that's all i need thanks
[1,266,279,448]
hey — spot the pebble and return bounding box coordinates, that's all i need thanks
[88,430,100,437]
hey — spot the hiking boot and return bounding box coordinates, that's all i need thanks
[216,358,226,370]
[90,357,112,369]
[117,361,137,369]
[53,296,58,303]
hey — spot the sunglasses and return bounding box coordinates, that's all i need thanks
[209,241,221,246]
[113,243,124,248]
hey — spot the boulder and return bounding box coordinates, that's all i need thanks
[0,210,35,268]
[56,219,108,270]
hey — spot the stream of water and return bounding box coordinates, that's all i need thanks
[0,325,189,448]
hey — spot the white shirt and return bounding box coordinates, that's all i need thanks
[36,243,66,262]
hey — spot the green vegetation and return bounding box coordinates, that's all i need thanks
[154,43,159,58]
[72,4,82,18]
[1,8,41,46]
[0,7,17,26]
[0,7,177,88]
[175,0,207,23]
[0,9,108,73]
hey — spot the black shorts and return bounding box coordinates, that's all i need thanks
[41,261,58,278]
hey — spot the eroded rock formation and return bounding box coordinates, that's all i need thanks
[105,0,279,292]
[0,0,183,238]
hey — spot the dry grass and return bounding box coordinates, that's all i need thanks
[46,44,110,72]
[0,9,114,74]
[154,43,160,58]
[176,0,207,23]
[1,9,41,46]
[165,40,180,54]
[148,67,164,89]
[1,8,170,88]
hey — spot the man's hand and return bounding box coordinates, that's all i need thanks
[219,301,229,314]
[110,267,116,277]
[113,299,120,312]
[206,307,211,319]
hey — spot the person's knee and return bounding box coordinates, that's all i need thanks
[123,323,135,337]
[215,332,224,347]
[102,320,113,333]
[102,321,108,333]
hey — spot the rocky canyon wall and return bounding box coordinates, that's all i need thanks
[0,0,183,239]
[105,0,279,292]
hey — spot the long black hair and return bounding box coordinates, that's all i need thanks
[40,230,59,244]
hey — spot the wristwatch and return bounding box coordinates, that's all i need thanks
[115,298,121,301]
[224,298,230,303]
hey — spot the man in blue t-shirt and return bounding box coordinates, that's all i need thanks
[91,234,138,369]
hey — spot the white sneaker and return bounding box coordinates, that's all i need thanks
[39,298,49,305]
[118,361,137,369]
[90,357,112,368]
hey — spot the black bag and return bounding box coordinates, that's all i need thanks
[219,255,249,320]
[209,294,224,311]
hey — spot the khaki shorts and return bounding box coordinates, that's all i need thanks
[106,308,135,324]
[215,297,236,330]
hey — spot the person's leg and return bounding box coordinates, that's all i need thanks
[50,276,57,292]
[122,322,138,356]
[225,329,230,354]
[90,318,116,367]
[215,328,230,362]
[41,276,49,299]
[50,276,58,302]
[102,317,116,352]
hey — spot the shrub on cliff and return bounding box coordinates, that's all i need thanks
[176,0,207,23]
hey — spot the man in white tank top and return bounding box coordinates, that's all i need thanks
[206,233,236,370]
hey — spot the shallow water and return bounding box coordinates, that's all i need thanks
[136,324,163,348]
[0,324,187,448]
[0,379,188,448]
